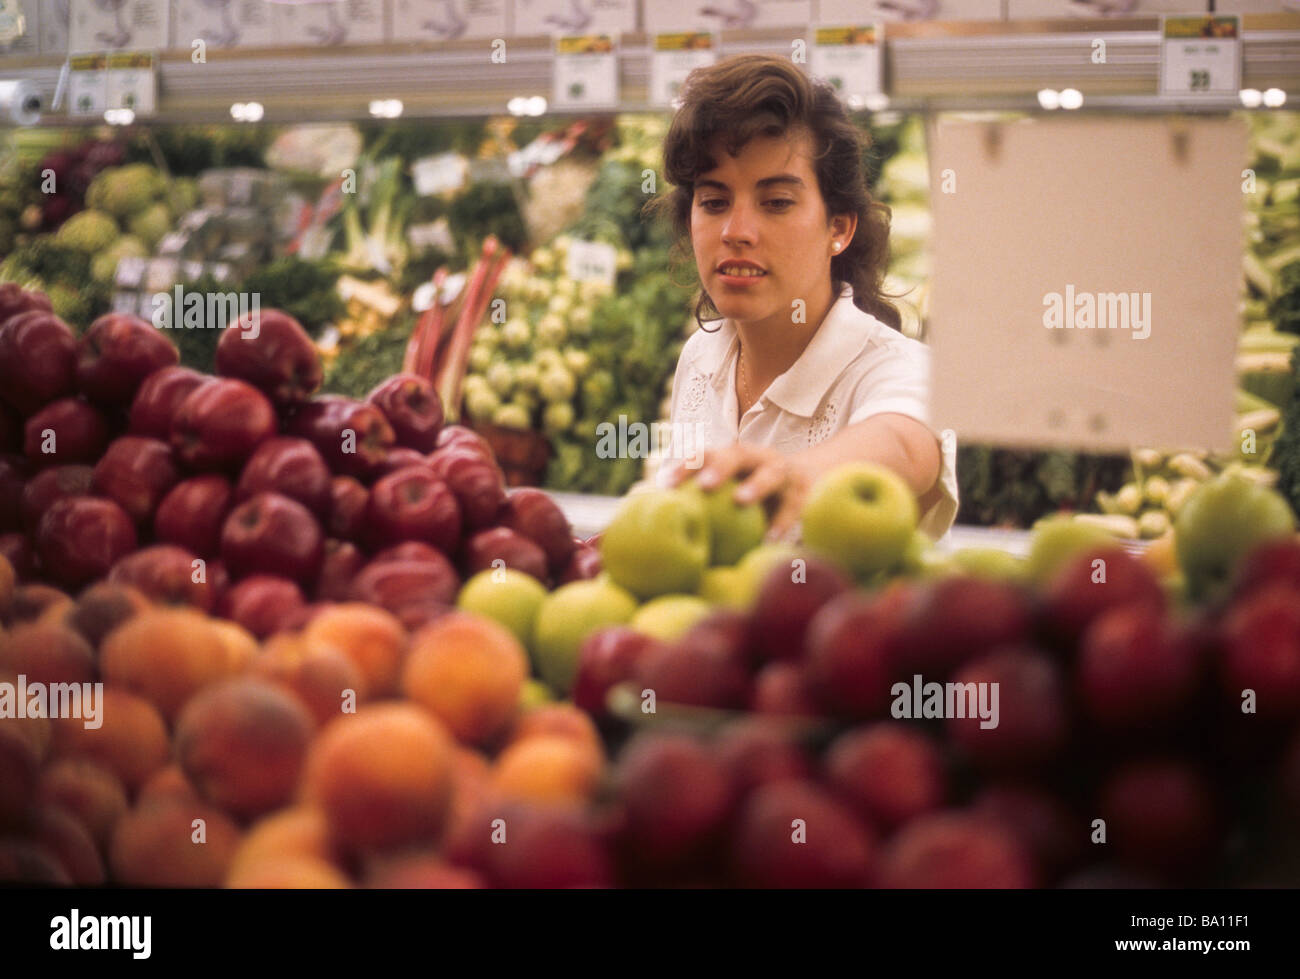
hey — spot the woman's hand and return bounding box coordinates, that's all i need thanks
[665,444,814,543]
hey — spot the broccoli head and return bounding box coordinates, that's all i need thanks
[53,210,120,254]
[85,163,167,220]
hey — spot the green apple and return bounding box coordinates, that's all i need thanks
[518,678,554,709]
[457,568,548,647]
[699,565,755,610]
[683,479,768,566]
[630,594,713,641]
[1174,472,1296,602]
[531,578,639,693]
[891,528,934,578]
[1024,515,1116,585]
[599,489,710,599]
[735,542,802,597]
[800,463,918,578]
[948,547,1026,583]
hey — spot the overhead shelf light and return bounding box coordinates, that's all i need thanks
[230,102,264,122]
[1263,88,1287,108]
[1240,88,1264,108]
[104,108,134,125]
[1059,89,1083,110]
[369,99,403,118]
[1037,89,1061,110]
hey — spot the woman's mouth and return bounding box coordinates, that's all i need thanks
[717,263,768,281]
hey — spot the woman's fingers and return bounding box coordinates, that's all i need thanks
[767,486,807,542]
[734,457,790,506]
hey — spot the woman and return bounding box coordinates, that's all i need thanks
[654,54,958,540]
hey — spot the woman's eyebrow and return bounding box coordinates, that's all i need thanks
[695,174,805,193]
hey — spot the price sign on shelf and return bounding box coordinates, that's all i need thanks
[1160,15,1241,97]
[809,26,882,103]
[553,35,619,110]
[67,53,108,118]
[649,32,715,108]
[566,239,618,286]
[106,51,157,115]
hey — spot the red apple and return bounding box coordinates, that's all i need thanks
[216,308,321,406]
[573,626,664,719]
[1232,537,1300,600]
[235,436,332,518]
[107,544,214,612]
[1219,585,1300,720]
[75,313,179,406]
[36,496,137,589]
[349,556,459,629]
[715,719,812,799]
[328,475,368,541]
[371,447,429,478]
[0,310,78,414]
[220,492,324,585]
[171,377,277,471]
[0,455,28,531]
[1039,546,1166,647]
[876,812,1035,888]
[731,779,875,889]
[367,374,443,452]
[0,283,52,325]
[0,404,20,454]
[1077,603,1201,729]
[804,590,905,718]
[444,800,612,889]
[635,611,751,710]
[946,647,1069,771]
[1097,759,1220,878]
[155,474,234,557]
[0,533,34,580]
[895,576,1032,678]
[371,541,445,565]
[21,464,93,529]
[615,734,736,874]
[314,540,366,602]
[23,397,111,466]
[427,448,506,530]
[461,527,548,583]
[128,366,208,439]
[366,466,461,553]
[498,488,575,573]
[825,723,947,833]
[969,783,1084,882]
[218,574,307,640]
[752,661,820,717]
[558,543,602,583]
[748,556,853,663]
[434,424,491,458]
[286,396,395,480]
[91,436,180,525]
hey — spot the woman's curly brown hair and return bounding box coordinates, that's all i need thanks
[646,54,901,332]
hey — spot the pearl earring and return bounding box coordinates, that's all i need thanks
[832,242,841,253]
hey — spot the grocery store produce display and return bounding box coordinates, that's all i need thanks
[2,282,1298,888]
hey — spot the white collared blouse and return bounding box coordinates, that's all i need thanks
[662,284,959,539]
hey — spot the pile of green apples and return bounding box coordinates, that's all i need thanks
[461,238,627,436]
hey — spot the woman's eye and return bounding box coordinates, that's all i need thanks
[697,199,727,213]
[765,199,795,211]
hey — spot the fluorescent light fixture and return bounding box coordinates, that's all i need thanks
[1037,89,1061,110]
[1263,88,1287,108]
[1059,88,1083,110]
[1239,88,1263,108]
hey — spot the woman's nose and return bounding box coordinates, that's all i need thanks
[721,200,757,246]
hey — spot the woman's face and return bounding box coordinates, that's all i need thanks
[689,129,853,330]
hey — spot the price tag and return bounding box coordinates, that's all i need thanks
[565,239,618,286]
[809,26,882,103]
[106,51,156,115]
[552,35,618,110]
[67,53,108,117]
[412,153,469,197]
[649,33,715,108]
[1160,15,1241,97]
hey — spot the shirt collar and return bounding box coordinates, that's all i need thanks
[762,285,875,417]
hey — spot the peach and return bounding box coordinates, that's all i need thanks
[0,621,96,686]
[209,619,259,674]
[175,678,314,819]
[252,634,365,727]
[65,582,150,649]
[301,703,455,854]
[109,797,243,887]
[5,583,73,627]
[491,735,604,807]
[30,802,104,884]
[402,612,528,746]
[37,758,129,851]
[137,764,201,807]
[226,855,352,889]
[302,603,408,698]
[366,851,485,888]
[504,703,603,759]
[227,806,338,882]
[99,607,240,721]
[51,688,168,793]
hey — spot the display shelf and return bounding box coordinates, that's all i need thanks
[0,16,1297,124]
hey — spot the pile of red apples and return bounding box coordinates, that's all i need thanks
[0,284,600,639]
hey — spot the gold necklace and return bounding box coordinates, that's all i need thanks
[738,345,751,412]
